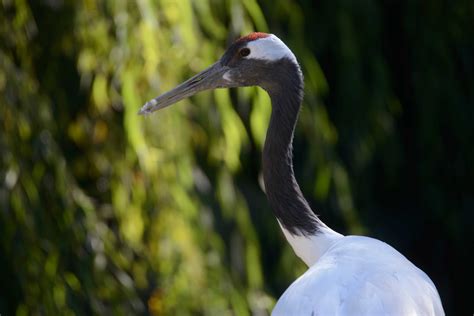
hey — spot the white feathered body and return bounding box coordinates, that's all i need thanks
[273,236,444,316]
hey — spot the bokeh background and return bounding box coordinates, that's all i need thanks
[1,0,473,315]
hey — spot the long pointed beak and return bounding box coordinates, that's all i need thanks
[139,62,231,115]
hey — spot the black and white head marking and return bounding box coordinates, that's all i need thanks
[220,33,299,90]
[243,34,297,64]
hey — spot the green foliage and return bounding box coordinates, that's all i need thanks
[1,0,472,315]
[0,1,275,314]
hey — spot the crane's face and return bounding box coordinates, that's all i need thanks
[220,33,297,89]
[139,33,297,115]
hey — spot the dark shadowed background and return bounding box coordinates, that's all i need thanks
[1,0,473,315]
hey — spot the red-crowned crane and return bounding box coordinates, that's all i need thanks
[139,32,444,316]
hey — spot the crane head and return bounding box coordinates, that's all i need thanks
[139,32,298,115]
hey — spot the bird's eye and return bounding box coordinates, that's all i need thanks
[239,48,251,57]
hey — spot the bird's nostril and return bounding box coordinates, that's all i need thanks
[190,77,202,85]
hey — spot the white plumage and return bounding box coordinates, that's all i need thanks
[273,235,444,315]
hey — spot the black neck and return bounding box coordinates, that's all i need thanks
[261,59,321,236]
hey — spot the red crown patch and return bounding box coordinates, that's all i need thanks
[236,32,270,43]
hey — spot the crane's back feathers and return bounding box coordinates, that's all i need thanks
[273,236,444,316]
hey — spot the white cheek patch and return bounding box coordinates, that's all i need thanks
[245,34,297,64]
[223,71,232,82]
